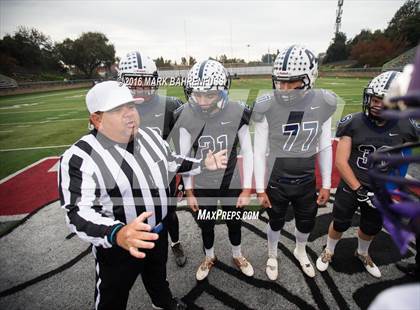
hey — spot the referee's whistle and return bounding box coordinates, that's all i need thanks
[152,222,163,234]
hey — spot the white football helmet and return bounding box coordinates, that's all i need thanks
[184,60,231,114]
[118,51,158,99]
[272,45,318,90]
[363,71,401,120]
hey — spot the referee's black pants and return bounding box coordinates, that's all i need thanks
[93,225,172,310]
[167,175,181,243]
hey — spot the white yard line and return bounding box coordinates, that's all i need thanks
[0,118,86,126]
[0,145,70,152]
[0,130,13,133]
[64,94,85,99]
[0,108,85,115]
[0,90,87,103]
[0,102,43,110]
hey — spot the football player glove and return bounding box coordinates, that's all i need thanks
[355,185,375,208]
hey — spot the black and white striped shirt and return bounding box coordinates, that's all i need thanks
[59,127,201,248]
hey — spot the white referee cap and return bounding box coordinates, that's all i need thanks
[86,81,137,113]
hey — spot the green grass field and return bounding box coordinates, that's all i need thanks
[0,77,370,179]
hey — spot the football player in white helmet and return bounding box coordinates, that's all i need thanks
[316,71,417,279]
[177,60,255,280]
[253,45,336,280]
[118,51,187,267]
[118,51,159,101]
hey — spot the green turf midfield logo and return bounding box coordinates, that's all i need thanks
[197,209,259,221]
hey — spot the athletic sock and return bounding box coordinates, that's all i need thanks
[326,236,339,254]
[357,236,372,256]
[205,247,215,259]
[267,224,280,258]
[294,227,310,257]
[232,244,242,258]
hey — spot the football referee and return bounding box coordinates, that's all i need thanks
[59,81,227,310]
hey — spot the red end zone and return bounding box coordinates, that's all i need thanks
[0,157,60,216]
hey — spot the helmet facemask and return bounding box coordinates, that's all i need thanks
[272,75,310,105]
[363,89,386,123]
[190,89,227,113]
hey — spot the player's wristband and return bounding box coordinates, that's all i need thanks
[108,223,124,246]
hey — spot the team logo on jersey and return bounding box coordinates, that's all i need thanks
[255,94,271,105]
[338,114,352,125]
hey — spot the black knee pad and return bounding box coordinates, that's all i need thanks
[333,220,351,233]
[359,205,383,236]
[360,221,382,236]
[269,218,285,231]
[296,219,315,234]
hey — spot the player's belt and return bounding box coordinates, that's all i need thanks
[277,175,313,185]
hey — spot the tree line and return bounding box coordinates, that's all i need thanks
[0,28,116,80]
[0,0,417,80]
[324,0,419,67]
[0,26,278,81]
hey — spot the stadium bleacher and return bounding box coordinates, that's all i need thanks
[382,47,417,71]
[0,74,18,89]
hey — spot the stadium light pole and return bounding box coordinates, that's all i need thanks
[246,44,251,64]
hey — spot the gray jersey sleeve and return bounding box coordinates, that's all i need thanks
[251,94,272,122]
[319,89,338,122]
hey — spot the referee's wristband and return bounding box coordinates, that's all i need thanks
[108,223,124,246]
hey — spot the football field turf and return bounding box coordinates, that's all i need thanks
[0,76,368,179]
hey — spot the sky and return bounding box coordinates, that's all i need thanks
[0,0,407,63]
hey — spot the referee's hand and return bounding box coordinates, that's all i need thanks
[116,211,159,259]
[205,149,228,170]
